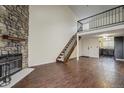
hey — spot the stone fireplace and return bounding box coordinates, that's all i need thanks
[0,5,29,85]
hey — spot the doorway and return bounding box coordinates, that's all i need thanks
[99,36,114,58]
[114,37,124,61]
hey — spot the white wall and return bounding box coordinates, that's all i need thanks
[29,5,77,66]
[79,37,99,58]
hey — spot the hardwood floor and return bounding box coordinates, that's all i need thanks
[13,56,124,88]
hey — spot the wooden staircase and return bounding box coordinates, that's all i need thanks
[56,33,79,63]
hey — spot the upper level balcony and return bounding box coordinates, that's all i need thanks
[77,5,124,35]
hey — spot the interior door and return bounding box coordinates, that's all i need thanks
[88,38,99,58]
[81,37,99,58]
[114,37,123,59]
[81,38,90,57]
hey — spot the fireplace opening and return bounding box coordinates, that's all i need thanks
[0,54,22,86]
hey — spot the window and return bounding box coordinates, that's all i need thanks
[99,37,114,49]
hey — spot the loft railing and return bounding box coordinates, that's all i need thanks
[77,5,124,32]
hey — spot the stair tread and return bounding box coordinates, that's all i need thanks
[56,33,77,63]
[57,58,64,61]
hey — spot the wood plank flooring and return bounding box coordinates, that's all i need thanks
[13,56,124,88]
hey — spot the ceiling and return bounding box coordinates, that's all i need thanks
[69,5,118,20]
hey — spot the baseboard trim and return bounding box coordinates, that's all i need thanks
[116,58,124,61]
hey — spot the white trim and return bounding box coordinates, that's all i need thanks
[116,58,124,61]
[76,34,79,61]
[77,24,124,36]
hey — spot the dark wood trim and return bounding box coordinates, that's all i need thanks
[1,35,26,42]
